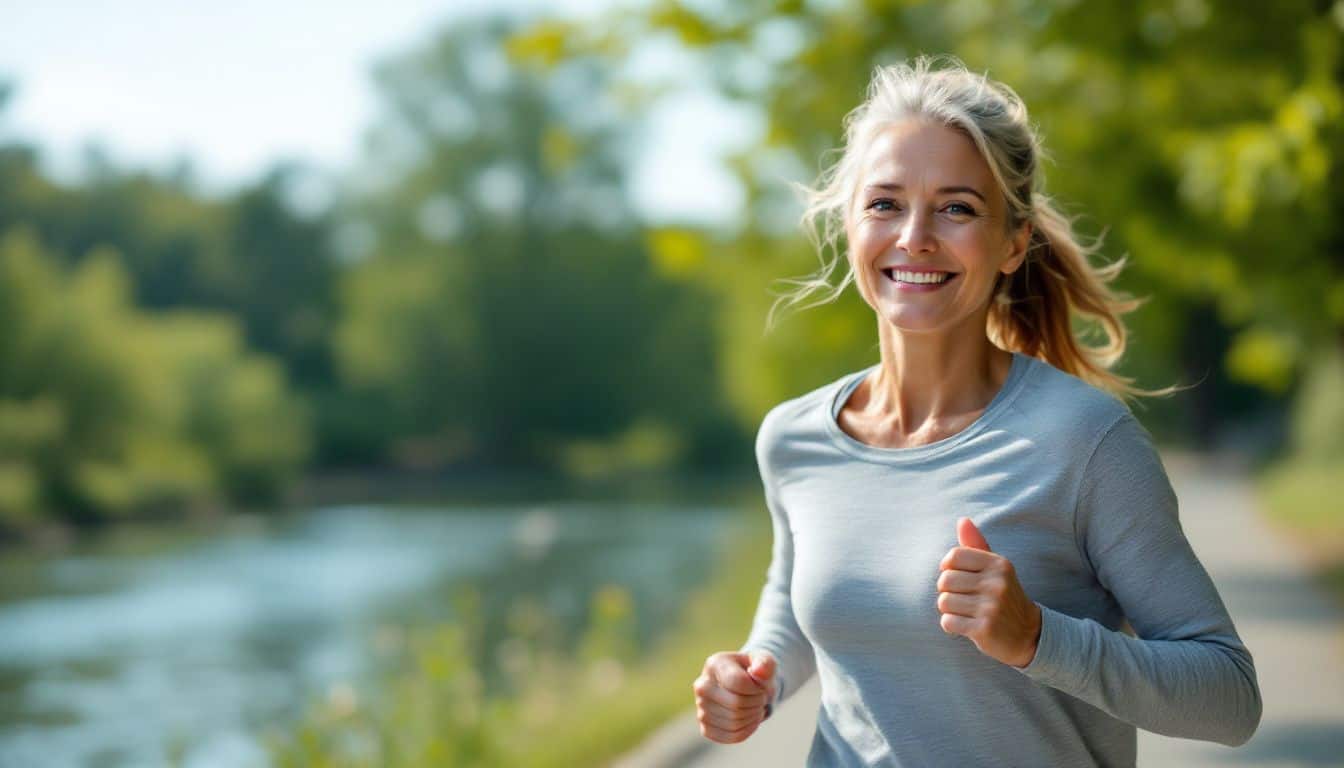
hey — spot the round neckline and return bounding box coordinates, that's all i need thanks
[824,351,1035,464]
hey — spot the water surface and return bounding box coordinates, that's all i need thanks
[0,491,750,767]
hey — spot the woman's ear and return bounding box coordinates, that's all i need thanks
[1002,220,1032,275]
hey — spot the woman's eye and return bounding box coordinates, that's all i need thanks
[867,199,975,216]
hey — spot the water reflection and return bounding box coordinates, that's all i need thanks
[0,497,746,767]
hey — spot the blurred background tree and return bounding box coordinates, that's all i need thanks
[327,15,740,473]
[1,0,1340,526]
[0,227,308,525]
[509,0,1343,453]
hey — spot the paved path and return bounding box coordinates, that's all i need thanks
[614,452,1344,767]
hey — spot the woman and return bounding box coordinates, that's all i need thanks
[691,55,1262,766]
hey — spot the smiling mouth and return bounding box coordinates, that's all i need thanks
[881,269,959,285]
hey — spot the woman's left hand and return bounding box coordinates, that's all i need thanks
[936,516,1042,668]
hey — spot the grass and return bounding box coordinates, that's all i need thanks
[1257,456,1344,609]
[508,512,771,767]
[265,492,774,767]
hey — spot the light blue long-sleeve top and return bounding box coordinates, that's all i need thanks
[740,350,1262,766]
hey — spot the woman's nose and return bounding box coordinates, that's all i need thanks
[897,210,936,254]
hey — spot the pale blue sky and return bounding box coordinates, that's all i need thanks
[0,0,761,225]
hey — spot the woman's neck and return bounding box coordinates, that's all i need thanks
[856,323,1011,442]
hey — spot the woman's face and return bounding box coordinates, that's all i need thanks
[846,119,1030,336]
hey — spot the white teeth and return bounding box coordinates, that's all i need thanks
[890,269,951,284]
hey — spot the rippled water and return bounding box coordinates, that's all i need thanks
[0,494,749,767]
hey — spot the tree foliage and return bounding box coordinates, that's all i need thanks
[2,3,1339,526]
[516,0,1344,443]
[0,228,308,526]
[331,15,742,470]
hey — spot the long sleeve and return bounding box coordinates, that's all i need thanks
[739,416,817,711]
[1015,412,1263,746]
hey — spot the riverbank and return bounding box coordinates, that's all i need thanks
[289,466,756,509]
[0,465,759,555]
[267,487,774,767]
[0,484,758,766]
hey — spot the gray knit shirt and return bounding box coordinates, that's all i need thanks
[740,351,1262,766]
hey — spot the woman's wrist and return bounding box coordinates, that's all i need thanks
[1013,601,1043,669]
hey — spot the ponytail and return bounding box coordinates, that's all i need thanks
[987,192,1183,402]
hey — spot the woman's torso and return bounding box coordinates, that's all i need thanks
[761,352,1139,766]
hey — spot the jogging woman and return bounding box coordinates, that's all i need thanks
[691,55,1262,766]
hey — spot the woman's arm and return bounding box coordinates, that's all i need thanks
[1014,413,1263,747]
[739,419,817,714]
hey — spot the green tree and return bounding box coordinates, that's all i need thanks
[0,227,308,527]
[0,85,340,412]
[517,0,1344,446]
[333,14,743,471]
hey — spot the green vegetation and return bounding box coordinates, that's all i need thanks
[328,15,738,471]
[267,501,771,767]
[3,4,1342,533]
[509,0,1344,445]
[1260,459,1344,536]
[0,228,308,526]
[1260,457,1344,609]
[1257,346,1344,606]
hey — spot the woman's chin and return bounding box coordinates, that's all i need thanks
[878,310,948,334]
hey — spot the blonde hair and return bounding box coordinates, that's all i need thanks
[767,54,1181,403]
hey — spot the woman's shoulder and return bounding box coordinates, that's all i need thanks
[1014,353,1135,445]
[755,367,864,456]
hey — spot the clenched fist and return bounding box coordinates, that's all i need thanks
[692,650,777,744]
[936,516,1042,668]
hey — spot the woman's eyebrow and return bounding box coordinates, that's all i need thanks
[863,182,987,204]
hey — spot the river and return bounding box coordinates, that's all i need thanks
[0,482,753,767]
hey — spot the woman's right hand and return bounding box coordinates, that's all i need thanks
[692,650,777,744]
